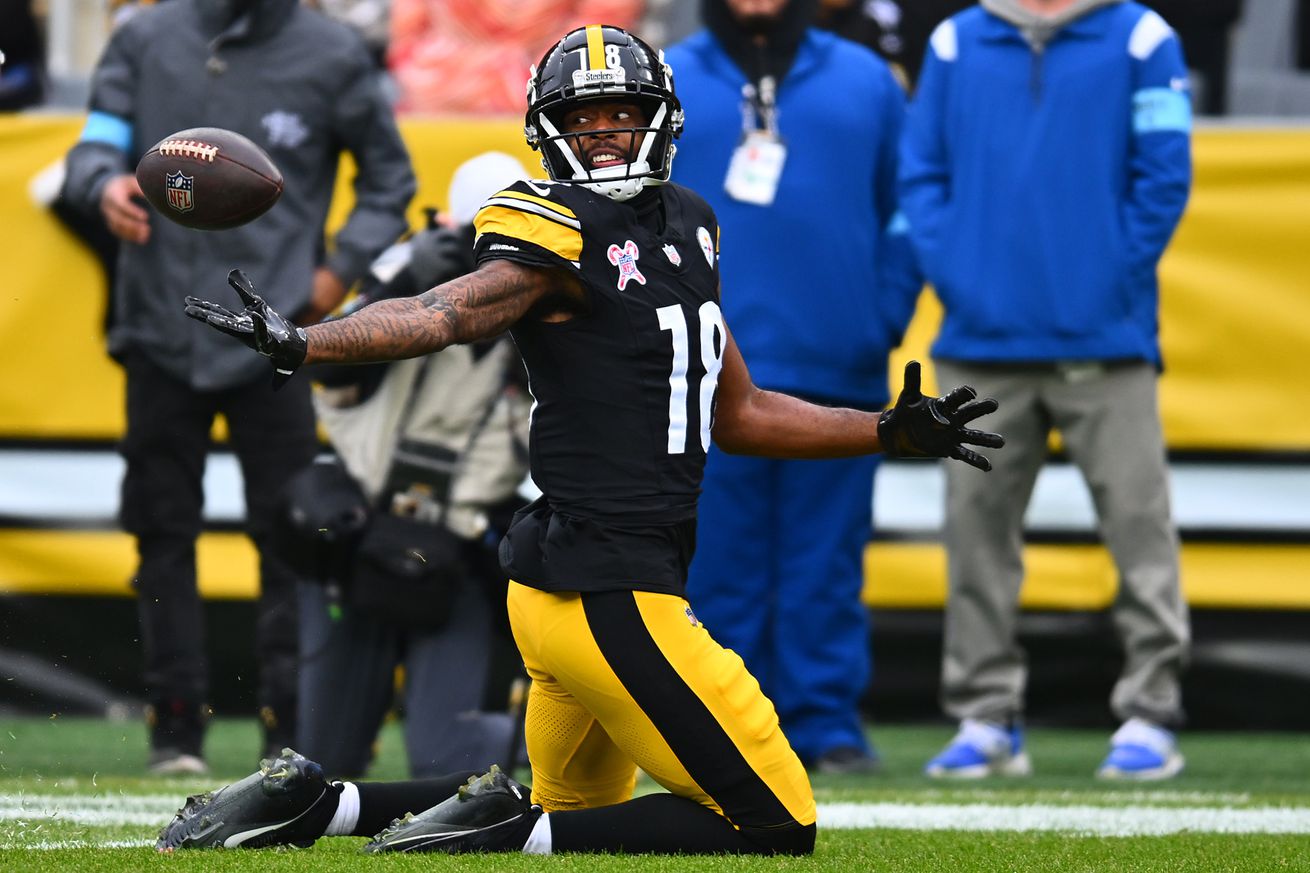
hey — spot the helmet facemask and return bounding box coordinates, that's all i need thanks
[535,98,676,201]
[525,26,683,202]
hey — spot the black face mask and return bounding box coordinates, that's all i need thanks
[733,11,781,35]
[701,0,819,83]
[226,0,262,23]
[199,0,264,26]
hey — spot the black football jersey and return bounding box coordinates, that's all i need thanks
[473,180,724,594]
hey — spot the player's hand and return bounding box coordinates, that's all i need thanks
[99,174,151,245]
[878,360,1004,471]
[294,267,348,326]
[184,269,307,390]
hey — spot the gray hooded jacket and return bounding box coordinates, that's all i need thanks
[63,0,415,391]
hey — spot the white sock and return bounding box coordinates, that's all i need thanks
[324,782,360,836]
[522,812,552,855]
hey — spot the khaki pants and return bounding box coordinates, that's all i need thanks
[933,360,1190,727]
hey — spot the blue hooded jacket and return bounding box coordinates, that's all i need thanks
[667,28,919,407]
[899,2,1191,366]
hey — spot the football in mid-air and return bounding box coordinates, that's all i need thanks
[135,127,283,230]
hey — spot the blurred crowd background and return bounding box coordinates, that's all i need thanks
[4,0,1310,116]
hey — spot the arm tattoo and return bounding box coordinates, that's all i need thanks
[304,261,549,364]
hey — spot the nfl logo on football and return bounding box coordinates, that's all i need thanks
[166,170,194,213]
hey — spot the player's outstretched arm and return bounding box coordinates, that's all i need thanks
[305,259,560,364]
[712,324,884,458]
[185,260,561,385]
[712,331,1003,469]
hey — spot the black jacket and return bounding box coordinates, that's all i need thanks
[62,0,415,390]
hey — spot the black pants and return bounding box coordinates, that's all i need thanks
[120,351,318,712]
[297,572,516,780]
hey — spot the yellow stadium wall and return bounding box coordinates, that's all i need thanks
[2,116,1308,607]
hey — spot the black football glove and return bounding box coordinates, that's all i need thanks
[184,269,307,390]
[877,360,1005,472]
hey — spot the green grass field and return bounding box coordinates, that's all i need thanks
[2,717,1308,872]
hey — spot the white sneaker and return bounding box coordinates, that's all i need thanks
[148,751,208,776]
[924,719,1032,779]
[1096,717,1184,780]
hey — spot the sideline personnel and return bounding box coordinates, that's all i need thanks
[900,0,1192,780]
[61,0,415,773]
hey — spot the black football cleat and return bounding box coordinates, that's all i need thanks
[156,748,340,851]
[362,765,541,854]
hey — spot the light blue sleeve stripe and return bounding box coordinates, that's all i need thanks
[79,111,134,151]
[1132,88,1192,134]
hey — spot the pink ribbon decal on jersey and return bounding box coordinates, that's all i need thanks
[607,240,646,290]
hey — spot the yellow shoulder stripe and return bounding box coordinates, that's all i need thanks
[494,189,578,221]
[475,203,583,265]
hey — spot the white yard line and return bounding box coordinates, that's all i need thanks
[0,838,146,850]
[0,793,179,827]
[897,789,1255,805]
[2,795,1310,847]
[818,802,1310,835]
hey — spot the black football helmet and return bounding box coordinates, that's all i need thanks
[525,25,684,201]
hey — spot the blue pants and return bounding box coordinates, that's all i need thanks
[686,448,879,762]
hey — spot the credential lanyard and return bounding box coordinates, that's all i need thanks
[742,75,781,137]
[725,75,787,206]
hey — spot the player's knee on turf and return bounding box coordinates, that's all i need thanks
[741,820,816,856]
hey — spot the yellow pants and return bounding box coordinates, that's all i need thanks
[506,581,816,832]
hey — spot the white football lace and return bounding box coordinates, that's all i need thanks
[158,140,219,162]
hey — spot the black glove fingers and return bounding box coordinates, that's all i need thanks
[958,427,1006,449]
[189,271,307,391]
[182,296,235,315]
[201,311,254,341]
[952,396,1000,425]
[897,360,924,406]
[938,384,978,414]
[183,305,217,327]
[228,268,263,310]
[924,397,954,426]
[250,310,274,350]
[950,445,993,472]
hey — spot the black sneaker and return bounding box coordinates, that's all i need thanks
[813,745,882,775]
[156,749,341,851]
[362,766,541,854]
